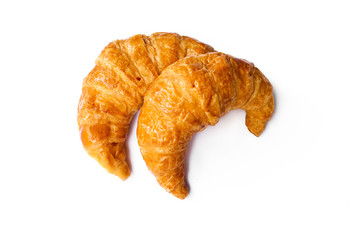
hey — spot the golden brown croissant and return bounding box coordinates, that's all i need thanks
[77,33,214,180]
[137,52,275,199]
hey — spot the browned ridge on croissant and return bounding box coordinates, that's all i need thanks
[137,52,275,199]
[77,32,215,180]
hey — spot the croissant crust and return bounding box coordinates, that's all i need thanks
[77,33,214,180]
[137,52,274,199]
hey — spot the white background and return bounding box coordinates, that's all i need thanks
[1,0,359,239]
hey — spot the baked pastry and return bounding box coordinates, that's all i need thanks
[77,33,214,180]
[137,52,275,199]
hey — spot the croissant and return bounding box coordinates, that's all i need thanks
[77,33,214,180]
[137,52,275,199]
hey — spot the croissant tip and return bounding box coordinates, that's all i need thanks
[246,116,267,137]
[116,171,130,181]
[171,183,189,199]
[251,128,263,137]
[110,162,131,181]
[247,126,263,137]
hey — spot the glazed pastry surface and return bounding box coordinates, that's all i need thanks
[77,32,214,180]
[137,52,274,199]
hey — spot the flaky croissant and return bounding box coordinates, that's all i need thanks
[137,52,275,199]
[77,33,214,180]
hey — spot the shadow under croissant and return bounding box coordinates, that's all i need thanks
[271,88,278,123]
[183,132,200,198]
[122,112,141,177]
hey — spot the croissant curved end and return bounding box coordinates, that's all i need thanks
[244,67,275,137]
[80,125,130,180]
